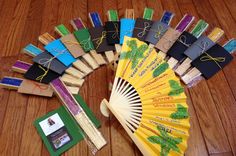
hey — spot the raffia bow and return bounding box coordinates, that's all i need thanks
[200,52,225,69]
[107,23,119,39]
[92,31,106,49]
[178,35,191,47]
[135,22,151,37]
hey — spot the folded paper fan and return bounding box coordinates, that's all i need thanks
[101,36,189,156]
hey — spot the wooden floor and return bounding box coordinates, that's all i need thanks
[0,0,236,155]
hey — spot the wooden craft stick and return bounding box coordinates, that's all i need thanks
[167,19,209,69]
[89,12,114,63]
[73,60,93,75]
[67,86,80,94]
[181,39,236,84]
[125,9,134,19]
[0,76,23,90]
[82,53,100,69]
[175,27,224,76]
[61,74,84,87]
[38,33,55,45]
[21,43,43,57]
[65,67,85,79]
[71,18,106,66]
[12,60,32,74]
[50,78,107,150]
[55,24,99,70]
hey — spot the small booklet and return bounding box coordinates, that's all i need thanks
[34,94,100,156]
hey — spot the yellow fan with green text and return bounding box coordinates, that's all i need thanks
[101,36,189,156]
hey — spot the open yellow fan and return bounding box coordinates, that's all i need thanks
[101,36,190,156]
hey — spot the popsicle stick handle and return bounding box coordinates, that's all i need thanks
[61,74,84,87]
[38,33,55,45]
[65,67,85,79]
[73,60,93,75]
[125,9,134,19]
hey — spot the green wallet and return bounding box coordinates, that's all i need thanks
[34,94,100,156]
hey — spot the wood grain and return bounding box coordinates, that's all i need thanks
[184,88,209,156]
[0,0,235,156]
[146,0,164,21]
[191,0,236,155]
[17,0,47,156]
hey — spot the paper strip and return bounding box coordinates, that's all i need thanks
[190,19,209,38]
[22,44,43,57]
[71,18,86,30]
[55,24,71,37]
[12,60,32,73]
[108,10,119,21]
[89,12,103,27]
[175,14,195,32]
[0,77,23,89]
[160,11,174,25]
[143,8,154,20]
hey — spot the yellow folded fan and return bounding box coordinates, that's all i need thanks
[101,37,190,156]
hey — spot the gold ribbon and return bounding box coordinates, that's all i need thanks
[37,48,68,82]
[200,52,225,69]
[135,22,151,37]
[36,65,49,82]
[153,25,165,39]
[80,37,93,50]
[195,41,209,54]
[178,35,191,47]
[106,23,119,39]
[92,31,106,49]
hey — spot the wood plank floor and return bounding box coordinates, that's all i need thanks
[0,0,235,155]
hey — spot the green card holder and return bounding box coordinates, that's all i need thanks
[34,94,100,156]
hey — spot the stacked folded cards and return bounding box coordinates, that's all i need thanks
[0,7,235,156]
